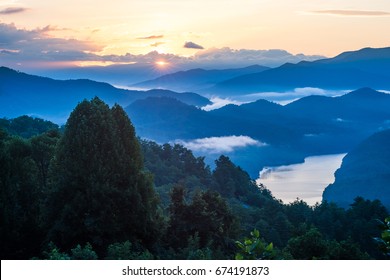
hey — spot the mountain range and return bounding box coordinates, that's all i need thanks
[125,87,390,176]
[2,46,390,181]
[126,87,390,143]
[0,67,210,122]
[26,63,174,86]
[133,47,390,96]
[133,65,269,92]
[211,47,390,94]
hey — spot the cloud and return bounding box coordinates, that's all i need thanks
[0,23,326,70]
[312,10,390,17]
[137,35,164,40]
[175,135,266,154]
[0,22,105,64]
[243,87,349,104]
[184,41,204,49]
[0,7,28,15]
[150,42,165,47]
[36,25,65,33]
[192,47,325,68]
[201,97,245,111]
[0,23,190,67]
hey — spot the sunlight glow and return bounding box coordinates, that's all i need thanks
[155,60,169,68]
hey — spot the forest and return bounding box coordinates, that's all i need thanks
[0,97,389,260]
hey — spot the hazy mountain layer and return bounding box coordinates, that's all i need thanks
[210,47,390,94]
[133,65,269,92]
[0,67,210,122]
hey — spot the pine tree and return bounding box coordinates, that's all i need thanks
[45,98,160,253]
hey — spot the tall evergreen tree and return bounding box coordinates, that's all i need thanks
[45,98,159,253]
[0,134,43,259]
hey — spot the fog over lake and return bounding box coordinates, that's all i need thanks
[256,154,346,206]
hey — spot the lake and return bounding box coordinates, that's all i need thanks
[256,154,346,206]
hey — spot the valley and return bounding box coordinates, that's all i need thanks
[1,46,390,260]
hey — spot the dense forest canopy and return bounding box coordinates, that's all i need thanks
[0,100,388,260]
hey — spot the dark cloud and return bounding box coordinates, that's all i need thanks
[0,7,28,15]
[184,41,204,49]
[0,49,20,55]
[0,23,101,63]
[137,35,164,40]
[313,10,390,16]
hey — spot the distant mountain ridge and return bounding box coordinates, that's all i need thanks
[210,47,390,94]
[125,88,390,176]
[0,66,210,122]
[126,87,390,144]
[133,65,269,92]
[323,129,390,209]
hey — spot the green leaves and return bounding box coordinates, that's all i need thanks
[374,216,390,257]
[235,229,275,260]
[70,243,98,260]
[251,229,260,238]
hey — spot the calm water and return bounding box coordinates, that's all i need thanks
[256,154,346,206]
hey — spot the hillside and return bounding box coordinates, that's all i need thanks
[0,67,210,122]
[323,129,390,209]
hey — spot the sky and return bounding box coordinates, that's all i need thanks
[1,0,390,69]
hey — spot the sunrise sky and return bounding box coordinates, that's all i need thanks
[1,0,390,68]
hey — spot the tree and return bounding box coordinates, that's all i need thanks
[188,190,237,248]
[285,227,329,259]
[0,116,59,138]
[346,197,389,258]
[212,155,260,203]
[0,135,43,259]
[30,130,61,189]
[45,98,160,254]
[70,243,98,260]
[167,185,238,257]
[105,240,154,260]
[311,200,347,240]
[285,199,312,227]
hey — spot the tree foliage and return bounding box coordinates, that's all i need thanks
[167,185,238,257]
[0,132,44,258]
[0,116,59,138]
[45,98,160,253]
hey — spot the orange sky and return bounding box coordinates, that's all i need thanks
[1,0,389,61]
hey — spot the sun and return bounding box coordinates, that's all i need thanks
[155,60,169,68]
